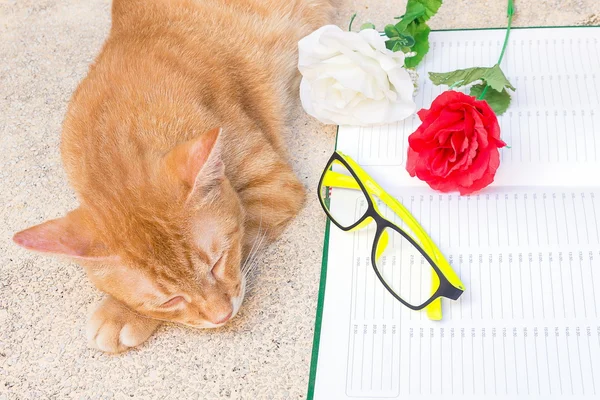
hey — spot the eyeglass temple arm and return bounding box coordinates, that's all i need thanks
[380,190,463,287]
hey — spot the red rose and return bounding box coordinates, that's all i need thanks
[406,91,506,195]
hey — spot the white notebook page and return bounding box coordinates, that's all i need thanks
[312,27,600,400]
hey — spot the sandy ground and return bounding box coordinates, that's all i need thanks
[1,0,599,399]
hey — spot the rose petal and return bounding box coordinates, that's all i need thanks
[437,123,467,148]
[470,108,489,149]
[456,144,491,186]
[407,125,433,152]
[409,109,464,150]
[417,107,430,122]
[430,148,453,177]
[473,99,502,136]
[406,147,419,176]
[459,148,501,194]
[410,150,438,182]
[458,111,479,169]
[450,130,467,154]
[429,91,475,112]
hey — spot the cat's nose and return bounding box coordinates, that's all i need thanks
[213,310,232,325]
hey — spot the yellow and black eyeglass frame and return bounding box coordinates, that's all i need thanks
[318,151,465,320]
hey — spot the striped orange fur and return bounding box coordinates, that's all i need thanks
[13,0,337,353]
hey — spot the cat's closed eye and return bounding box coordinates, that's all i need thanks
[161,296,186,308]
[210,254,226,279]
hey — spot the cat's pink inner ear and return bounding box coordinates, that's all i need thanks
[165,127,223,190]
[13,209,106,259]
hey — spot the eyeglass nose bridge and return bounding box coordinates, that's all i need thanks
[350,215,375,231]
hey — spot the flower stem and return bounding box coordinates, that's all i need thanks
[349,13,357,31]
[477,0,514,100]
[497,0,514,66]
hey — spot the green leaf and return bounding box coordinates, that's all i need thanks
[384,24,400,38]
[469,84,512,115]
[385,33,416,50]
[482,65,516,92]
[404,22,430,68]
[429,67,487,88]
[390,0,441,69]
[411,0,442,22]
[429,64,516,92]
[360,22,376,30]
[400,33,415,47]
[394,2,426,32]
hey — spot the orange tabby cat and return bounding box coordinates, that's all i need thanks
[13,0,337,353]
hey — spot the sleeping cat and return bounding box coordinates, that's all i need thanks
[13,0,337,353]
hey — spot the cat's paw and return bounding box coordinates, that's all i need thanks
[86,297,161,354]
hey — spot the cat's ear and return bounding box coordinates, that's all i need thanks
[164,127,225,197]
[13,208,110,259]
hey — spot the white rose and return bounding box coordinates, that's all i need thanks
[298,24,416,126]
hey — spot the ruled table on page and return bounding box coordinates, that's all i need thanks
[312,27,600,400]
[342,188,600,398]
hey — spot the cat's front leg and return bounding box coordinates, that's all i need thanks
[86,296,161,354]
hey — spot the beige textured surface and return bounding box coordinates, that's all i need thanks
[1,0,598,398]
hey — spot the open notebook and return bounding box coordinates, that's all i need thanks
[309,26,600,399]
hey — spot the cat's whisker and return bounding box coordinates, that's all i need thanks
[241,201,264,273]
[244,230,267,275]
[240,230,267,299]
[243,235,262,269]
[242,274,260,292]
[244,259,259,279]
[251,201,266,254]
[241,206,266,276]
[242,242,261,277]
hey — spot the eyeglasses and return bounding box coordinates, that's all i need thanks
[318,151,465,320]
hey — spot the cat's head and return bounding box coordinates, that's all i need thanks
[13,128,246,328]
